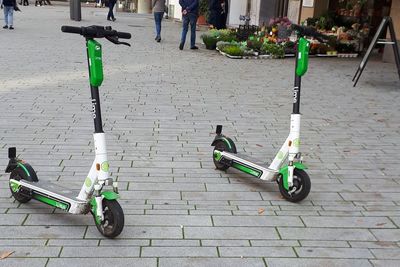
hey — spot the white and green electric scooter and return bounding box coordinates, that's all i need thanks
[212,25,329,202]
[5,25,131,238]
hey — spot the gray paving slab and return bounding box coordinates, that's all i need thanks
[60,246,140,257]
[301,216,397,228]
[85,226,183,239]
[0,259,47,267]
[295,247,374,259]
[278,227,376,241]
[266,258,373,267]
[0,246,61,257]
[0,3,399,265]
[185,226,279,239]
[47,258,157,267]
[219,246,296,257]
[159,258,265,267]
[212,215,304,227]
[370,260,400,267]
[141,246,217,257]
[370,248,400,259]
[370,229,400,241]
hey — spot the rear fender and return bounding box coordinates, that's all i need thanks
[211,135,237,153]
[11,162,39,182]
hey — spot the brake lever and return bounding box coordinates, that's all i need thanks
[119,41,131,47]
[106,36,131,46]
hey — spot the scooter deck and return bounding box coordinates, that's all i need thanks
[16,180,86,205]
[217,151,278,181]
[234,152,269,167]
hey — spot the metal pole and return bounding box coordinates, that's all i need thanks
[69,0,81,21]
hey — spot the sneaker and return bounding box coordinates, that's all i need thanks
[3,25,8,29]
[156,36,161,42]
[179,43,184,50]
[112,18,116,21]
[190,46,199,50]
[9,26,14,30]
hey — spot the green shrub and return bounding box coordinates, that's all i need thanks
[221,45,244,57]
[247,39,263,51]
[216,41,232,51]
[218,29,237,42]
[261,43,285,58]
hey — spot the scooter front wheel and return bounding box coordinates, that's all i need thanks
[95,199,124,238]
[278,169,311,203]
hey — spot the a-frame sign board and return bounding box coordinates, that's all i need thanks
[353,16,400,87]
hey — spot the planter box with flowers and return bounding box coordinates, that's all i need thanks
[201,29,237,50]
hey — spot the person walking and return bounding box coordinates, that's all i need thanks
[220,0,228,29]
[179,0,199,50]
[2,0,17,30]
[152,0,165,42]
[208,0,222,29]
[19,0,28,6]
[107,0,116,21]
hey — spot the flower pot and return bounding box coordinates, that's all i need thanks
[205,43,217,50]
[197,15,207,25]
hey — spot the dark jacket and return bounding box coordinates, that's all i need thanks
[2,0,16,6]
[179,0,199,15]
[208,0,222,27]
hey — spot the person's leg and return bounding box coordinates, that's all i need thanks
[110,1,116,20]
[107,2,113,20]
[158,12,163,38]
[3,7,8,28]
[154,12,162,39]
[7,7,13,28]
[189,13,198,48]
[180,15,189,49]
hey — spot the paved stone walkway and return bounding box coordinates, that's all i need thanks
[0,4,399,267]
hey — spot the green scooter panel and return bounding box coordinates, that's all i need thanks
[87,40,104,87]
[295,37,310,77]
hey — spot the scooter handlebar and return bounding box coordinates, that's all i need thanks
[61,25,131,40]
[291,24,330,42]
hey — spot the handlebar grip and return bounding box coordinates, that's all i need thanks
[117,31,131,39]
[61,25,82,35]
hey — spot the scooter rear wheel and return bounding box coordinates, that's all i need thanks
[278,169,311,203]
[95,199,124,238]
[213,140,231,171]
[9,167,35,203]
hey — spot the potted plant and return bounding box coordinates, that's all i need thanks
[201,29,219,50]
[198,0,208,25]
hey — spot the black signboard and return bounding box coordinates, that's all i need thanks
[353,17,400,87]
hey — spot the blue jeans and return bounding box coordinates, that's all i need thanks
[181,13,197,48]
[3,5,14,26]
[154,12,163,38]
